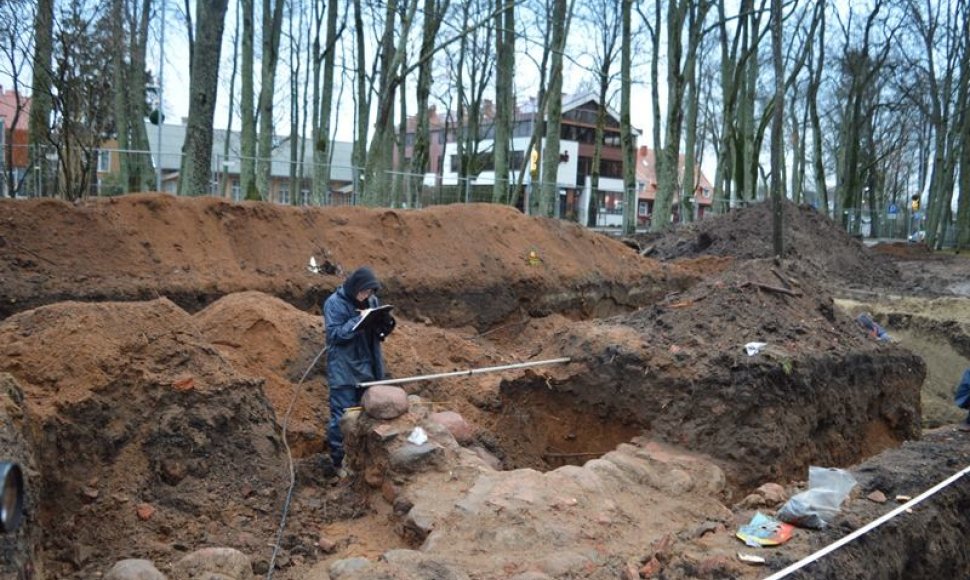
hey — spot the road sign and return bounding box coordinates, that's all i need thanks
[888,204,898,215]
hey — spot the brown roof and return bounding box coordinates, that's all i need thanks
[636,146,713,206]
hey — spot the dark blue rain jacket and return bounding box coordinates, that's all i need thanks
[324,287,386,387]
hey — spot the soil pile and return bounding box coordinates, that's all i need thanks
[633,200,901,291]
[0,195,687,329]
[0,299,288,577]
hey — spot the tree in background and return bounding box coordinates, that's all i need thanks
[491,0,514,204]
[178,0,230,196]
[239,0,255,198]
[769,0,783,256]
[537,0,573,217]
[254,0,285,200]
[644,0,710,231]
[620,0,635,234]
[899,0,966,249]
[310,0,344,205]
[580,0,621,227]
[28,0,55,197]
[957,31,970,251]
[832,3,893,233]
[50,0,114,200]
[0,0,35,197]
[111,0,154,194]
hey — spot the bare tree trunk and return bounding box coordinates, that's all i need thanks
[652,0,687,230]
[352,0,368,204]
[363,0,419,205]
[128,0,154,191]
[491,0,513,204]
[112,0,132,192]
[395,64,407,206]
[240,0,256,199]
[769,0,783,256]
[28,0,55,197]
[957,45,970,251]
[313,0,340,204]
[679,1,708,223]
[220,0,241,198]
[807,5,826,213]
[256,0,286,200]
[621,0,636,234]
[178,0,230,196]
[539,0,571,217]
[739,5,761,202]
[288,0,303,204]
[410,0,449,207]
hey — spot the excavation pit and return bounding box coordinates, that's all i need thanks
[1,196,970,579]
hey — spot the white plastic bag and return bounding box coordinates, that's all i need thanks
[745,342,768,356]
[407,426,428,445]
[777,466,856,529]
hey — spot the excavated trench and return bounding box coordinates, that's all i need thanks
[486,345,924,497]
[419,294,970,579]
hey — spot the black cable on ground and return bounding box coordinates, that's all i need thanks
[266,343,327,580]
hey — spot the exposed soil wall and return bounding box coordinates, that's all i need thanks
[0,195,687,329]
[502,347,924,492]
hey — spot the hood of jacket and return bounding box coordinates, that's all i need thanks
[343,267,381,300]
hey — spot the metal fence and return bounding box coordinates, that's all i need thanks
[1,143,961,246]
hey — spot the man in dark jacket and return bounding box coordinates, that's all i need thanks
[323,267,395,475]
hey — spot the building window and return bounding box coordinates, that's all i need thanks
[231,179,241,201]
[301,189,311,205]
[279,187,290,205]
[598,159,622,179]
[97,150,111,173]
[702,188,711,199]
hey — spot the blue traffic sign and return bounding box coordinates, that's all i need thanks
[888,204,898,215]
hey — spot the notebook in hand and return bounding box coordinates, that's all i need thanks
[352,305,394,332]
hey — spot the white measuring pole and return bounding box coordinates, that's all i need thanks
[763,464,970,580]
[358,357,571,388]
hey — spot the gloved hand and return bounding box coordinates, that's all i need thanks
[377,315,396,341]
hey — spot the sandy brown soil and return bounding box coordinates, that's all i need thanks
[0,195,968,580]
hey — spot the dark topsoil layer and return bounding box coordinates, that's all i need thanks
[629,199,902,292]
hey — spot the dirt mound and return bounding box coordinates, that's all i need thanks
[0,194,687,329]
[634,200,900,291]
[870,241,934,258]
[194,291,327,451]
[0,299,288,577]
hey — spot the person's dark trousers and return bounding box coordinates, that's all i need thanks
[328,385,362,468]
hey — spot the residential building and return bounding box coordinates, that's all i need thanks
[0,86,31,197]
[401,93,641,224]
[97,121,356,203]
[635,146,714,225]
